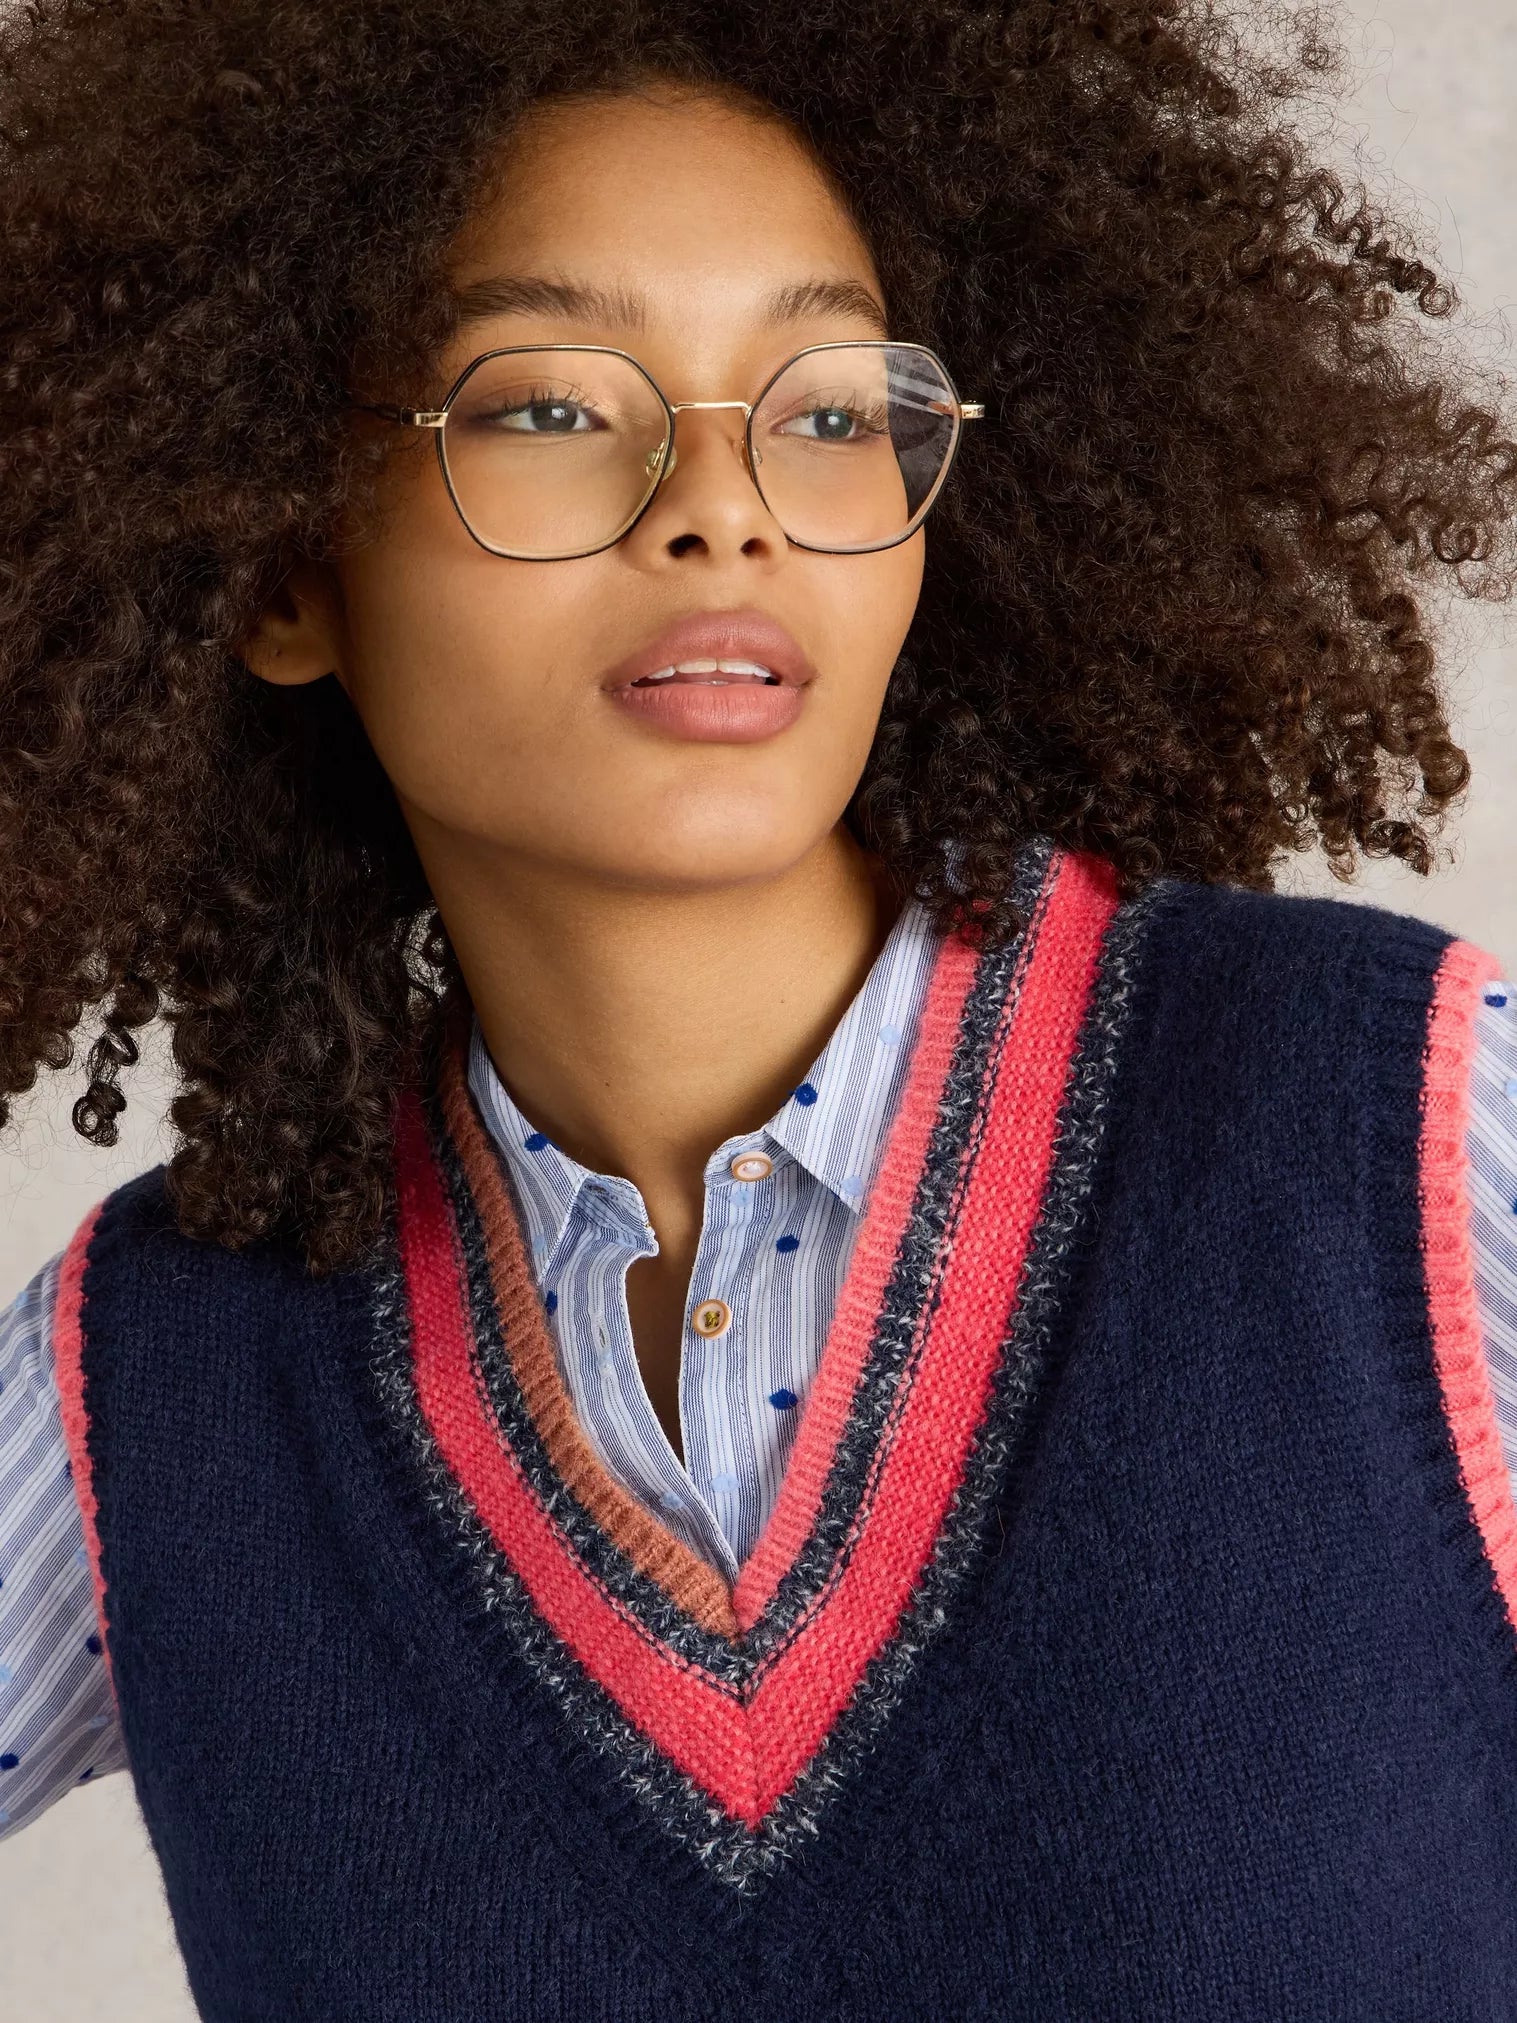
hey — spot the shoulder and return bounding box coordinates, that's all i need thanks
[1131,859,1459,952]
[1115,860,1505,1012]
[1063,854,1508,1126]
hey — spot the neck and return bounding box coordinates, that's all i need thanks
[417,823,901,1216]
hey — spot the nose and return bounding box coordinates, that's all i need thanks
[628,401,781,564]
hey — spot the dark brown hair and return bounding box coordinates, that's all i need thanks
[2,0,1513,1272]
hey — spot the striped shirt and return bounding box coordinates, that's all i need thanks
[2,901,1515,1840]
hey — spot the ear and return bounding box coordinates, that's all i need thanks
[238,556,348,690]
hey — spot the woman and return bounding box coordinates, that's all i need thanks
[1,0,1515,2013]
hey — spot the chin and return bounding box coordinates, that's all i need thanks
[599,817,831,894]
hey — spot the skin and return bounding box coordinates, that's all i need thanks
[240,81,926,1467]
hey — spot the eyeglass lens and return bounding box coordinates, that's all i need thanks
[437,343,961,559]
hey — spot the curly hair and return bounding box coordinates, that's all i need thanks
[2,0,1514,1274]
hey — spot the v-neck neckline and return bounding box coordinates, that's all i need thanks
[352,836,1139,1889]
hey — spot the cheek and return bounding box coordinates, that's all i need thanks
[338,537,602,819]
[816,539,925,738]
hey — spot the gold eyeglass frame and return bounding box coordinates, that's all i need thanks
[348,338,985,562]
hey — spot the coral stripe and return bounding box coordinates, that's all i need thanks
[435,1029,740,1638]
[748,850,1119,1806]
[50,1200,116,1700]
[1419,936,1517,1636]
[395,1091,760,1812]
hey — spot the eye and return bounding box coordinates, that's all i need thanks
[489,389,601,434]
[777,400,890,444]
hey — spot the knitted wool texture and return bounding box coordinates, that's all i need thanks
[52,836,1517,2020]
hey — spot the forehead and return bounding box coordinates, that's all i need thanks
[448,87,880,318]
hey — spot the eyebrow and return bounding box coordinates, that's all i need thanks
[446,273,890,339]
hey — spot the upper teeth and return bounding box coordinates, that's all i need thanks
[639,659,778,683]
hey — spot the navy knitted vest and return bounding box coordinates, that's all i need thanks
[56,835,1517,2020]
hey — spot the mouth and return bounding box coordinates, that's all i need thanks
[601,608,814,744]
[599,606,814,693]
[630,658,785,688]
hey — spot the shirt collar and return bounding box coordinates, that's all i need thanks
[464,892,946,1255]
[760,896,941,1216]
[465,1027,630,1270]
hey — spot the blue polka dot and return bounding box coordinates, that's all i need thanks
[710,1471,740,1493]
[775,1234,800,1254]
[0,1752,20,1772]
[791,1082,818,1107]
[544,1289,558,1315]
[524,1131,550,1152]
[0,1663,10,1686]
[1506,1077,1517,1101]
[841,1175,864,1198]
[878,1023,902,1046]
[1485,992,1509,1008]
[768,1388,799,1411]
[85,1634,102,1656]
[75,1546,89,1567]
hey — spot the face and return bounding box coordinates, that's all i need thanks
[248,83,926,896]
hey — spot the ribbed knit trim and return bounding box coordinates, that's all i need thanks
[364,838,1160,1886]
[49,1199,115,1701]
[1420,937,1517,1637]
[402,840,1051,1676]
[436,1030,741,1637]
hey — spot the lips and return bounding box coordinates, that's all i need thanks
[598,608,815,695]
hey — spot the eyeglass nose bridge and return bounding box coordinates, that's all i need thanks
[646,397,761,484]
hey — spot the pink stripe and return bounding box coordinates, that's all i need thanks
[1420,936,1517,1637]
[394,1089,762,1818]
[49,1201,116,1699]
[733,922,988,1626]
[747,850,1118,1808]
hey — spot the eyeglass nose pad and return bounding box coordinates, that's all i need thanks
[647,443,678,482]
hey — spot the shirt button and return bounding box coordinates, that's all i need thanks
[728,1151,773,1183]
[691,1297,732,1339]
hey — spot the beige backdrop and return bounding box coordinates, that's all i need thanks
[2,3,1514,2013]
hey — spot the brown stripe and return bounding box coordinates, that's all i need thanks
[434,996,740,1638]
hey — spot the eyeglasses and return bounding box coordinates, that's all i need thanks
[348,340,983,561]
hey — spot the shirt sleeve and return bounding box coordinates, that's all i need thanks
[1468,982,1517,1505]
[0,1246,128,1839]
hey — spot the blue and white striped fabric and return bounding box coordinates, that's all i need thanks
[3,926,1516,1841]
[0,1253,129,1830]
[468,896,942,1577]
[1471,984,1517,1485]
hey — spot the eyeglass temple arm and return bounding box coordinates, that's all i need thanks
[347,401,448,428]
